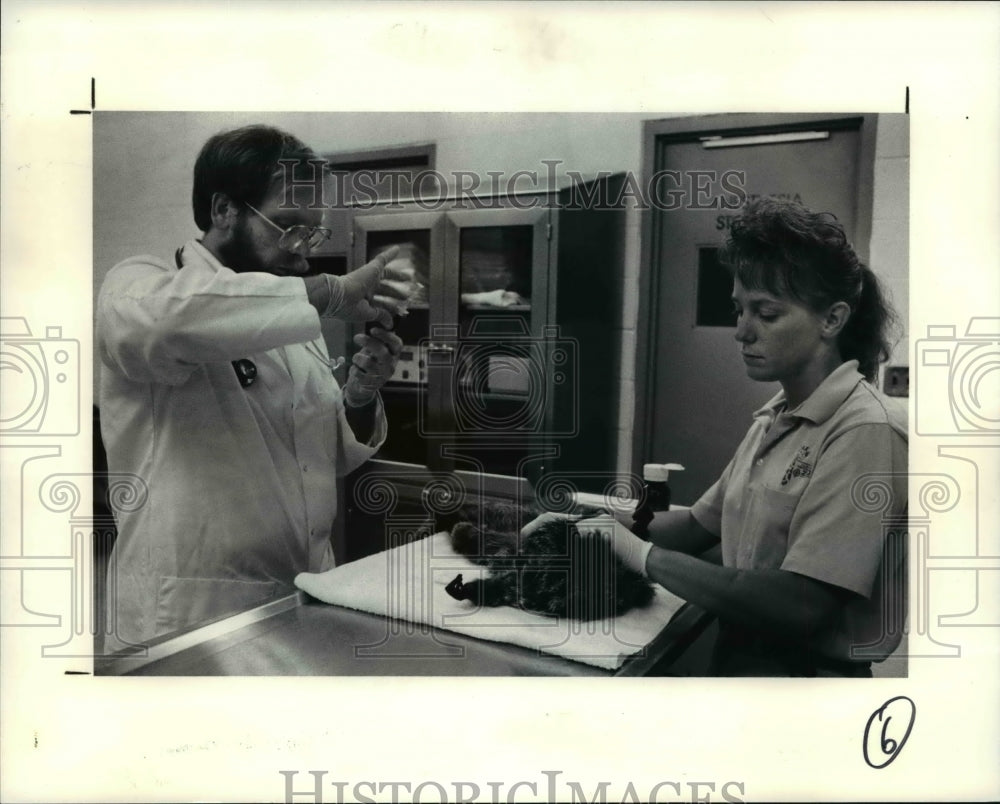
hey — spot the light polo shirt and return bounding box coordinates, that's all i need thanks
[98,240,386,646]
[690,360,908,662]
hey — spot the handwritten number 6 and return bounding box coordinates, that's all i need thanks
[864,696,915,769]
[880,726,897,756]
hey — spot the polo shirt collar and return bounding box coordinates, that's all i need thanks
[752,391,787,428]
[752,360,864,427]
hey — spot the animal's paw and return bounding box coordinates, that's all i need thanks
[445,573,468,601]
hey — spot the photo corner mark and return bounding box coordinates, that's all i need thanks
[69,77,95,115]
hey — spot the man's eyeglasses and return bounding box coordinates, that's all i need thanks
[245,202,332,255]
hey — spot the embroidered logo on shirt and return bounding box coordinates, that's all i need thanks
[781,446,813,486]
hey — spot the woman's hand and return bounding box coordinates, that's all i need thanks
[519,511,577,538]
[520,512,653,577]
[577,514,653,577]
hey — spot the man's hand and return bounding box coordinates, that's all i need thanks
[327,245,418,328]
[343,326,403,408]
[577,514,653,577]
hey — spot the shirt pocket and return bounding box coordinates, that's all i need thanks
[154,576,277,637]
[742,486,800,569]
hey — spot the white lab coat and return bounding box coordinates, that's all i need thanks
[97,240,385,647]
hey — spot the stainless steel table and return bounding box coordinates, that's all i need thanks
[95,592,711,677]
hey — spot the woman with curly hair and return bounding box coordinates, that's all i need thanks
[528,198,907,677]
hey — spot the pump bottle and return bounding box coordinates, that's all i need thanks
[632,463,684,539]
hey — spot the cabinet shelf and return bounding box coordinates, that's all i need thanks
[455,383,528,402]
[382,381,425,393]
[461,303,531,312]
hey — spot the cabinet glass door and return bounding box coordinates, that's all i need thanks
[440,208,550,480]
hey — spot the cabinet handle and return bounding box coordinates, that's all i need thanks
[425,343,455,354]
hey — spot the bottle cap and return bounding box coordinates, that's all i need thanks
[642,463,685,482]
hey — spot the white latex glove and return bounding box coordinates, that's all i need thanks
[577,514,653,578]
[519,511,578,538]
[323,246,417,328]
[343,325,403,408]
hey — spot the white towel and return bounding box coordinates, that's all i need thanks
[295,532,686,671]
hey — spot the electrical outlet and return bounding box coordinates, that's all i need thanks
[884,366,909,397]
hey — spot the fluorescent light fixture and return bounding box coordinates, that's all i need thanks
[700,131,830,149]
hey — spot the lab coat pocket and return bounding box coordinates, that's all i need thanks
[744,486,800,570]
[154,576,277,637]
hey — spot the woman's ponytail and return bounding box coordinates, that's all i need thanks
[840,265,898,382]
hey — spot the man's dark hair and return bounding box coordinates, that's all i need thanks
[191,125,322,232]
[720,197,898,382]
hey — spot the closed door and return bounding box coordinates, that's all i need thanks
[648,117,873,504]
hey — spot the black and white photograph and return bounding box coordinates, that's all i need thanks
[1,3,998,803]
[88,110,910,681]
